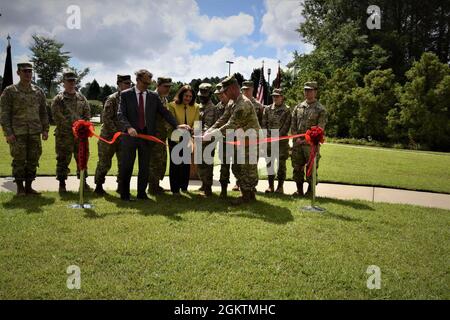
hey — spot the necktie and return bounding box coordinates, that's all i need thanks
[138,92,145,130]
[184,105,188,125]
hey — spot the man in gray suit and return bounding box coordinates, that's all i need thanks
[118,69,190,201]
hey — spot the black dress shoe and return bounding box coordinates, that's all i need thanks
[137,193,150,200]
[120,195,135,201]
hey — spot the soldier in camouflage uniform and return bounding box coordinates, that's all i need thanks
[0,62,49,195]
[51,71,91,193]
[213,83,233,197]
[197,83,220,197]
[290,81,327,196]
[241,80,265,125]
[261,88,291,194]
[204,75,260,205]
[148,77,172,195]
[94,74,131,195]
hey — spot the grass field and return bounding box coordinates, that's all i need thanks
[1,126,449,193]
[0,192,448,299]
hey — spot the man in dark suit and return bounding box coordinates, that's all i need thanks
[118,69,190,201]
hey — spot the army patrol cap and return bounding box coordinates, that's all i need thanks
[63,70,77,81]
[117,74,131,83]
[198,83,212,97]
[221,74,239,91]
[271,88,283,96]
[214,83,223,94]
[157,77,172,86]
[304,81,318,90]
[241,80,254,90]
[17,62,33,71]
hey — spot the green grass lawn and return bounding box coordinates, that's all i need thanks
[1,126,450,193]
[260,143,450,193]
[0,191,448,299]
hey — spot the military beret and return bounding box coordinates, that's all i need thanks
[271,88,283,96]
[241,80,254,89]
[117,74,131,83]
[221,74,238,91]
[63,70,77,81]
[198,83,212,97]
[17,62,33,70]
[304,81,318,90]
[157,77,172,86]
[214,83,223,94]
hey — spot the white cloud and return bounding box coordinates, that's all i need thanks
[260,0,311,51]
[0,0,300,87]
[194,13,255,44]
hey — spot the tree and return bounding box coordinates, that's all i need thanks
[86,79,101,101]
[29,34,70,97]
[350,69,399,140]
[99,84,114,103]
[388,52,450,150]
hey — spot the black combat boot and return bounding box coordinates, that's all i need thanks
[293,181,304,197]
[16,180,26,196]
[220,182,228,198]
[25,180,40,195]
[265,176,275,193]
[275,180,284,194]
[94,184,106,195]
[58,180,67,193]
[231,190,252,206]
[203,185,213,197]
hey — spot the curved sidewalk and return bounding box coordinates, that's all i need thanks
[0,176,449,210]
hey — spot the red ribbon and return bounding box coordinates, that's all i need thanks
[72,120,94,171]
[304,126,325,177]
[72,120,166,170]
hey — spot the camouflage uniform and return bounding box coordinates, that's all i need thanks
[250,96,265,126]
[261,101,291,181]
[148,92,170,187]
[51,91,90,181]
[291,99,327,185]
[94,91,122,185]
[198,98,220,189]
[219,93,260,193]
[0,82,49,182]
[213,100,233,184]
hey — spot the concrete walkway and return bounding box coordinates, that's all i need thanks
[1,173,449,210]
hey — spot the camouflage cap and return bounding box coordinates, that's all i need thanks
[17,62,33,70]
[271,88,283,96]
[157,77,172,86]
[241,80,254,89]
[198,83,212,97]
[221,74,238,91]
[63,70,77,81]
[304,81,318,90]
[117,74,131,83]
[214,83,223,94]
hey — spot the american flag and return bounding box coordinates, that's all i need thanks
[256,65,264,104]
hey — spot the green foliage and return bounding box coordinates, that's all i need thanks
[349,69,398,140]
[88,100,103,116]
[29,34,70,97]
[86,79,101,100]
[388,53,450,150]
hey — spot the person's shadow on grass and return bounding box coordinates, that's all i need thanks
[2,194,55,214]
[95,190,294,224]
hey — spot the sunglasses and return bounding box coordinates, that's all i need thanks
[21,69,33,73]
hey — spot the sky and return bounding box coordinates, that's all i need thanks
[0,0,313,86]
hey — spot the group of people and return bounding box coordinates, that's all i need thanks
[0,62,327,205]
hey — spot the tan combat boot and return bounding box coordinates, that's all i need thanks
[275,180,284,194]
[25,180,40,195]
[16,181,26,196]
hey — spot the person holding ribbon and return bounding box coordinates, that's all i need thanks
[290,81,327,197]
[117,69,190,201]
[167,85,199,195]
